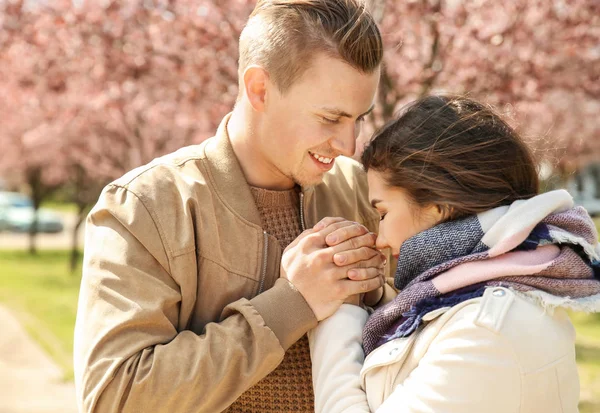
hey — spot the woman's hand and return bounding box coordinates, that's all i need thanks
[344,293,362,306]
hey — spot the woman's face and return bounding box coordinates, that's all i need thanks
[367,170,444,258]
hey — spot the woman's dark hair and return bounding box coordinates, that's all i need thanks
[361,95,539,220]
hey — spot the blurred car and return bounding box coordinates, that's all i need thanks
[0,192,64,233]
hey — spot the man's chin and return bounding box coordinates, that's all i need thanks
[293,172,326,188]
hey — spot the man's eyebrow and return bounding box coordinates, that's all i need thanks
[320,104,375,119]
[370,198,382,208]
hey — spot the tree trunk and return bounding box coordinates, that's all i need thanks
[28,213,38,255]
[26,167,58,255]
[590,164,600,199]
[27,169,43,255]
[418,0,443,98]
[70,202,88,274]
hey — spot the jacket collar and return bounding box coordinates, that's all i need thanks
[203,113,263,228]
[203,113,316,228]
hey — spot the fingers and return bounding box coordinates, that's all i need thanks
[301,219,364,249]
[313,217,347,231]
[331,231,377,255]
[318,220,364,240]
[363,287,384,307]
[347,267,382,281]
[333,238,385,267]
[344,253,387,270]
[324,222,370,247]
[313,217,370,244]
[340,274,385,296]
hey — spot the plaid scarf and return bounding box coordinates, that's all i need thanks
[363,190,600,356]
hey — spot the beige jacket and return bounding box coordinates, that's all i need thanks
[310,287,580,413]
[74,115,391,413]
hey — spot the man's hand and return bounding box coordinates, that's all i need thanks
[280,217,386,320]
[318,217,387,276]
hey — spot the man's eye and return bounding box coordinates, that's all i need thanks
[357,116,366,122]
[322,117,339,124]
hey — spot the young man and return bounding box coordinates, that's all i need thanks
[74,1,389,412]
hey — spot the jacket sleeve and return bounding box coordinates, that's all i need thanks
[308,304,371,413]
[74,184,317,413]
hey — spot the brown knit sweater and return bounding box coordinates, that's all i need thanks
[225,186,314,413]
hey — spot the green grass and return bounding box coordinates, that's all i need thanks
[0,250,81,381]
[40,201,78,214]
[571,311,600,413]
[568,216,600,413]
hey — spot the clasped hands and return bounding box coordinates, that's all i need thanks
[280,217,386,321]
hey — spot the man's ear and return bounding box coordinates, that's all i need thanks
[242,65,269,112]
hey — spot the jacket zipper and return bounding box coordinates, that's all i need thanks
[258,231,268,294]
[299,192,306,231]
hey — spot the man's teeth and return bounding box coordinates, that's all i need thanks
[311,152,333,164]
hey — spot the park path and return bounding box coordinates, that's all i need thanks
[0,305,77,413]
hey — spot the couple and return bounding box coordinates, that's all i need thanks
[73,1,600,412]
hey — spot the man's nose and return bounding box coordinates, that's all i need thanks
[330,124,357,157]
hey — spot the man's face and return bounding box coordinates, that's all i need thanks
[258,54,380,188]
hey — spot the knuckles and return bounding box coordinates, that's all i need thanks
[313,249,332,266]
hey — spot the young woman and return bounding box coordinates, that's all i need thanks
[309,96,600,413]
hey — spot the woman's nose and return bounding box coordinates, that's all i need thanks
[375,233,388,251]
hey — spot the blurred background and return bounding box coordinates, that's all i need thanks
[0,0,598,412]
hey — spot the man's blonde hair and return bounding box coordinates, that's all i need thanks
[239,0,383,93]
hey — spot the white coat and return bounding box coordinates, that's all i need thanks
[309,287,580,413]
